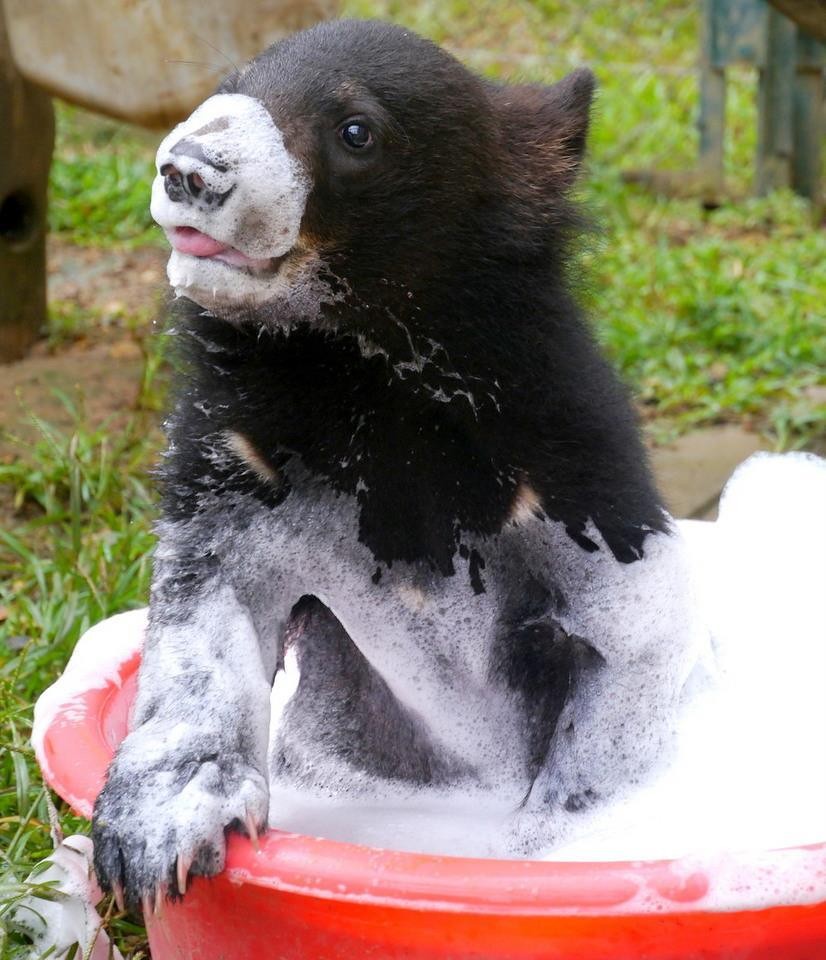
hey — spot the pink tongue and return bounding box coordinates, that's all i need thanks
[170,226,229,258]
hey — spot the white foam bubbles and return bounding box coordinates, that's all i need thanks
[540,452,826,908]
[265,452,826,911]
[150,93,312,310]
[33,453,826,915]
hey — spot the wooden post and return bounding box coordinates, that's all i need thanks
[639,0,824,210]
[792,31,825,216]
[698,0,728,208]
[767,0,826,43]
[0,6,54,363]
[756,6,796,194]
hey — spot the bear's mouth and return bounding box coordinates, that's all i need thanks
[167,226,287,274]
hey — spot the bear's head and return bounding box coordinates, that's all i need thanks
[150,19,593,348]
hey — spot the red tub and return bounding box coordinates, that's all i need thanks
[33,610,826,959]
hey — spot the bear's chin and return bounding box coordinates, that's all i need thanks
[167,247,342,326]
[166,249,297,312]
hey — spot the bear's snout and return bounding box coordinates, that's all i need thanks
[150,93,311,310]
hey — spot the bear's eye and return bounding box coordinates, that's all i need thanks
[340,121,373,150]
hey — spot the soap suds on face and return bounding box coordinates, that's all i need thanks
[151,94,309,260]
[150,93,312,311]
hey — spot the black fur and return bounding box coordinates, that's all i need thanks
[276,596,465,784]
[161,22,665,578]
[93,20,670,907]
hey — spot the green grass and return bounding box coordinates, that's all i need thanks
[588,191,826,440]
[49,104,161,247]
[2,2,825,956]
[1,396,162,958]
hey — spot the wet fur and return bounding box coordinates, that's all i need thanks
[92,20,672,906]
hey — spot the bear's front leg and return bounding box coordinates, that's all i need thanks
[92,554,282,911]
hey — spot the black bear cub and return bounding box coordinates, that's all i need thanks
[93,19,698,910]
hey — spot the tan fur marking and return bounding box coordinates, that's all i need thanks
[397,584,427,613]
[510,482,543,525]
[224,431,278,484]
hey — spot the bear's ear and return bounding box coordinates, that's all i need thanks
[493,68,595,191]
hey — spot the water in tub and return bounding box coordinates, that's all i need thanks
[30,452,826,920]
[266,453,826,884]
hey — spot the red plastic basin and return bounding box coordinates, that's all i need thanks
[34,612,826,959]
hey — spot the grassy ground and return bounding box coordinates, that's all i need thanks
[1,1,824,955]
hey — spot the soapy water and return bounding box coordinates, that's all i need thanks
[266,453,826,874]
[9,836,124,960]
[30,452,826,916]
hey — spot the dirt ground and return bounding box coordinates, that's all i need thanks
[47,239,167,313]
[0,240,166,452]
[1,239,769,524]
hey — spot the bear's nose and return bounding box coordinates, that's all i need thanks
[159,140,234,207]
[160,164,205,201]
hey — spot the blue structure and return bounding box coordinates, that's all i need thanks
[699,0,825,209]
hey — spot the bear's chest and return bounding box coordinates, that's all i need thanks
[204,476,540,778]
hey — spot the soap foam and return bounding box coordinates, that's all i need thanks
[32,454,826,914]
[544,452,826,859]
[266,452,826,910]
[151,94,309,261]
[149,93,329,313]
[264,455,710,862]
